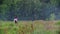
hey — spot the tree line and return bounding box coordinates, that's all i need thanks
[0,0,60,21]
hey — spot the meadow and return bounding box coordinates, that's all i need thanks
[0,20,60,34]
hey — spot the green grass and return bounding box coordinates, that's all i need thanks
[0,21,59,34]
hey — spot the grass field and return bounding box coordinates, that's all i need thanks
[0,20,60,34]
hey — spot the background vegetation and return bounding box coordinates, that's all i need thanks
[0,0,60,21]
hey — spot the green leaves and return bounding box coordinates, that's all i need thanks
[0,0,60,20]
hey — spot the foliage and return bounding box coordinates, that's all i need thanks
[0,0,60,20]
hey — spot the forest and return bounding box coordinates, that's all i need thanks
[0,0,60,21]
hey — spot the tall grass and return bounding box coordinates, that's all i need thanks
[0,21,59,34]
[55,21,60,34]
